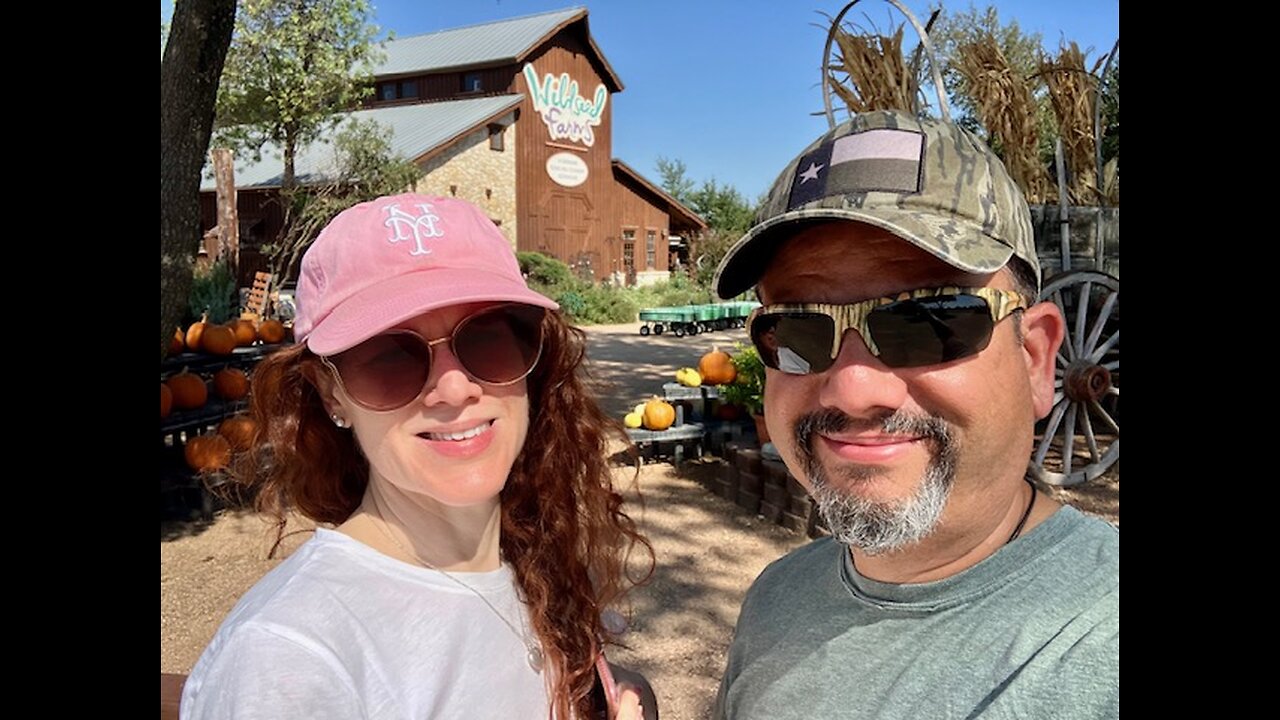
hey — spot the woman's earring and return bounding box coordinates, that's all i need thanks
[331,413,350,429]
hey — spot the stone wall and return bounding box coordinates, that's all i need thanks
[415,123,518,245]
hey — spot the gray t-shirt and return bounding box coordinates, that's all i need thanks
[715,506,1119,719]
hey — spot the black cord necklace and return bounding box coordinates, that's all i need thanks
[1005,479,1037,545]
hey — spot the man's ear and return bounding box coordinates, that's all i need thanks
[1019,301,1066,419]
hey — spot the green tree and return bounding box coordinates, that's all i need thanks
[160,0,238,359]
[1100,59,1119,165]
[263,118,423,282]
[215,0,383,192]
[655,156,695,205]
[689,179,754,237]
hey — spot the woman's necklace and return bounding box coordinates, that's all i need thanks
[368,501,545,673]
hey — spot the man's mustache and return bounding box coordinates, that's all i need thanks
[794,409,953,459]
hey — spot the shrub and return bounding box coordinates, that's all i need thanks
[517,251,579,297]
[720,344,765,416]
[555,290,587,319]
[188,259,239,324]
[577,284,640,324]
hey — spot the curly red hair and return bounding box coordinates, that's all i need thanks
[228,310,652,719]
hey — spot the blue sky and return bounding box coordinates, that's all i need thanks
[163,0,1119,200]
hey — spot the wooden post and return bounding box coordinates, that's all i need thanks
[211,148,239,277]
[1055,138,1071,276]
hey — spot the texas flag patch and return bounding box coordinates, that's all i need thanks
[787,128,925,210]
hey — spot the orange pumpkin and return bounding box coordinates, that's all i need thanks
[167,371,208,410]
[161,383,173,419]
[642,398,676,431]
[213,368,250,401]
[185,433,232,472]
[258,319,286,344]
[202,324,238,356]
[698,347,737,386]
[185,320,208,353]
[218,415,258,452]
[169,327,185,356]
[232,319,258,347]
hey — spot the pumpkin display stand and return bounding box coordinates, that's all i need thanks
[624,384,752,465]
[161,344,281,520]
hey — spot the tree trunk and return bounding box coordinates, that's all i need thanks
[160,0,237,361]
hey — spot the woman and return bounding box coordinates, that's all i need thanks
[181,193,653,719]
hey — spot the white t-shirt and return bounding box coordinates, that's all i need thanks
[180,528,551,719]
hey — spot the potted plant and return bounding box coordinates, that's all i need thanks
[720,344,769,442]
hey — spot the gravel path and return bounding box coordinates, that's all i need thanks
[160,321,1117,719]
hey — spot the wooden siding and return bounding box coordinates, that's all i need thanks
[200,190,285,287]
[515,28,619,280]
[364,65,520,107]
[615,176,671,274]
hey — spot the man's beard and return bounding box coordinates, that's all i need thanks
[794,408,958,556]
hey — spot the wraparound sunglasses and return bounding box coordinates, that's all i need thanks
[748,287,1029,374]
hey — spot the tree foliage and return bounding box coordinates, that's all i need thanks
[1100,59,1118,165]
[160,0,237,359]
[655,155,757,291]
[262,118,423,282]
[655,156,695,205]
[215,0,383,191]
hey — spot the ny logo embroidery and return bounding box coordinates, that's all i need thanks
[383,203,445,256]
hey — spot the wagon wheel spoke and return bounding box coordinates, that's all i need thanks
[1050,289,1077,361]
[1034,400,1069,468]
[1102,360,1119,371]
[1061,403,1079,477]
[1073,280,1093,357]
[1091,399,1119,433]
[1089,331,1120,364]
[1083,289,1119,357]
[1080,407,1100,463]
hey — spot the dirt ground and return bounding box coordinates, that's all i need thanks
[159,322,1118,720]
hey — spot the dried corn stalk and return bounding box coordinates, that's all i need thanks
[955,35,1053,203]
[1040,42,1106,205]
[827,23,919,114]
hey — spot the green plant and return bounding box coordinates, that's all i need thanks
[188,259,239,324]
[518,251,580,297]
[555,290,586,319]
[576,284,639,324]
[719,343,765,416]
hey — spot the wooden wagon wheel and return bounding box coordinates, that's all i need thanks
[1031,270,1119,487]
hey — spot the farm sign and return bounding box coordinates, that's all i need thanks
[522,62,608,147]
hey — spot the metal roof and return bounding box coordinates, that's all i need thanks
[377,6,586,77]
[202,94,523,190]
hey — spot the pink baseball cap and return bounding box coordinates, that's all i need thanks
[293,193,558,356]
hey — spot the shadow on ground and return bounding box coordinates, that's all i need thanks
[604,454,807,720]
[581,323,748,420]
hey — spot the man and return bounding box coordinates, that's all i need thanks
[712,110,1118,718]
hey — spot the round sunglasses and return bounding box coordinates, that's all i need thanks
[320,303,548,411]
[749,287,1029,374]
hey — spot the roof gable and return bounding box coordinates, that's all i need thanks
[374,6,621,91]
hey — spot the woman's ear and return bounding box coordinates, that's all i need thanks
[1019,301,1066,419]
[305,360,350,421]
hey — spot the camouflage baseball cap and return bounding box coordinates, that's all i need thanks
[714,110,1040,299]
